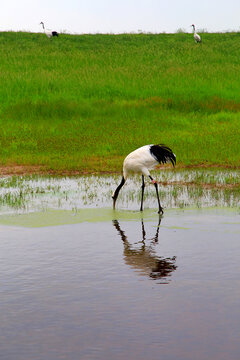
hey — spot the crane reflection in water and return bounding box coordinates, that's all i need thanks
[112,217,177,284]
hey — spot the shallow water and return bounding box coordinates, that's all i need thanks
[0,173,240,360]
[0,209,240,360]
[0,170,239,214]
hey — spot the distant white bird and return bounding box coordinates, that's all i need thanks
[112,144,176,214]
[191,24,201,43]
[40,22,58,38]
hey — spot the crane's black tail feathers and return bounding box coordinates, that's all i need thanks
[150,144,176,167]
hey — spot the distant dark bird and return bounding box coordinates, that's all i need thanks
[191,24,201,43]
[40,22,58,38]
[112,144,176,214]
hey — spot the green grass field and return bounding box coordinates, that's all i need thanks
[0,31,240,173]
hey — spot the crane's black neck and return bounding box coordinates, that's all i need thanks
[112,176,125,201]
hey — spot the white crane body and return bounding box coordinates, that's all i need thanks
[194,33,201,43]
[40,22,58,38]
[123,145,158,178]
[45,30,54,38]
[191,24,201,43]
[112,144,176,213]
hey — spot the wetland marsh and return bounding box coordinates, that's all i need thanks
[0,169,239,218]
[0,170,240,360]
[1,30,240,359]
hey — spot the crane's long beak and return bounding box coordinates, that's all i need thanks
[113,197,116,210]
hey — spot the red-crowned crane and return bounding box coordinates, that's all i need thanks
[191,24,201,43]
[112,144,176,214]
[40,22,59,38]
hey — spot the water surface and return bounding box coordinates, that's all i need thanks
[0,209,240,360]
[0,172,240,360]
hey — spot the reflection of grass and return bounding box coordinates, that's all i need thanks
[0,191,24,209]
[0,32,240,172]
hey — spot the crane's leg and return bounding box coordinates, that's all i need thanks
[140,175,145,211]
[149,176,163,214]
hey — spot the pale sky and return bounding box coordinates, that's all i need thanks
[1,0,240,34]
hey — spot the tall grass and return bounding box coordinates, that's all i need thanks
[0,31,240,173]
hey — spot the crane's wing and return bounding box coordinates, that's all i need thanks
[150,144,176,167]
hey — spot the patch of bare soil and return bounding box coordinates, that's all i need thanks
[0,165,111,177]
[0,165,45,176]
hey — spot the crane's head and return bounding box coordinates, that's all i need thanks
[191,24,196,32]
